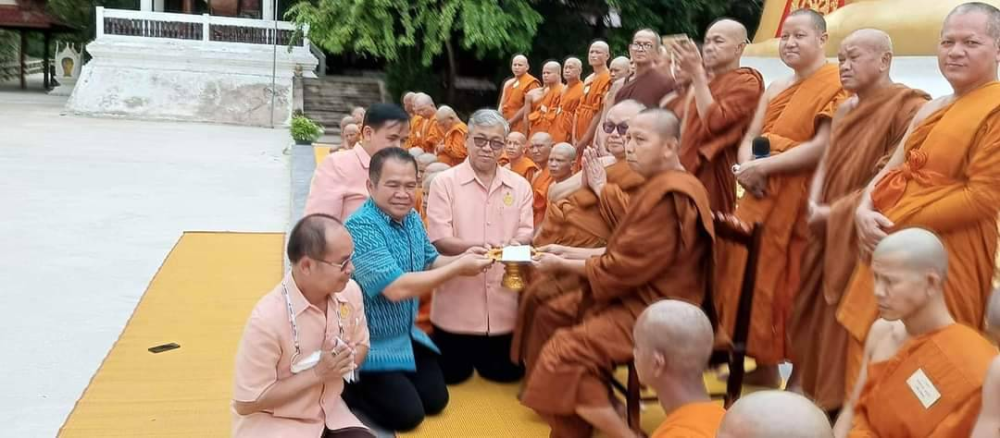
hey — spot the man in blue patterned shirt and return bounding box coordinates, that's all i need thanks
[343,147,493,431]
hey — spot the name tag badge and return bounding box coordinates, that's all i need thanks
[906,368,941,409]
[584,85,591,95]
[513,81,520,89]
[503,192,514,206]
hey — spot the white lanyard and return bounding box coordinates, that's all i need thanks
[280,280,344,358]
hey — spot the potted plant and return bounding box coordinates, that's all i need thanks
[290,115,324,145]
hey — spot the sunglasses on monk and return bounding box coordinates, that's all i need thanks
[603,121,629,135]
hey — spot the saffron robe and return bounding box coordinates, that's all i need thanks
[404,115,423,150]
[511,161,646,367]
[527,83,565,138]
[615,68,675,109]
[714,64,847,365]
[550,80,584,143]
[436,122,468,167]
[531,167,554,227]
[415,117,443,154]
[500,74,541,134]
[651,401,726,438]
[573,71,613,144]
[519,170,715,438]
[790,84,928,411]
[508,156,539,183]
[678,67,764,214]
[848,324,996,437]
[838,81,1000,392]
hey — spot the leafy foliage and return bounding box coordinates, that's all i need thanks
[290,115,324,143]
[0,30,18,81]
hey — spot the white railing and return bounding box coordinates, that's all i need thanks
[95,7,310,48]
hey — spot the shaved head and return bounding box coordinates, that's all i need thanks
[717,391,833,438]
[513,54,528,63]
[528,132,554,164]
[563,57,583,82]
[436,105,456,119]
[511,54,530,77]
[548,143,576,181]
[564,57,582,69]
[505,131,528,160]
[541,61,562,86]
[413,93,436,119]
[603,99,646,158]
[873,228,949,281]
[844,28,893,54]
[408,147,424,157]
[625,109,681,177]
[340,115,357,131]
[839,28,894,93]
[415,153,438,165]
[413,93,434,107]
[634,300,713,379]
[637,108,680,140]
[436,105,459,129]
[609,56,631,81]
[704,18,750,71]
[788,8,828,34]
[424,162,449,175]
[946,2,1000,43]
[551,142,576,160]
[708,18,748,43]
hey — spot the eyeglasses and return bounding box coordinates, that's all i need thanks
[603,121,629,135]
[472,136,505,151]
[630,42,655,52]
[314,253,353,272]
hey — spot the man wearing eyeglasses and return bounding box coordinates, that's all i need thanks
[232,214,373,438]
[342,147,494,431]
[614,29,676,109]
[426,109,535,385]
[512,99,647,383]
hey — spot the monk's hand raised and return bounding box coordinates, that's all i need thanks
[669,39,704,77]
[855,204,894,257]
[531,252,564,273]
[583,148,607,194]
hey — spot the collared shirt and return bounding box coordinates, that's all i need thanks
[304,144,372,221]
[426,160,534,334]
[345,199,440,372]
[231,274,370,438]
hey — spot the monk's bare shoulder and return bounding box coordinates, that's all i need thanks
[527,87,545,102]
[764,76,796,101]
[583,73,596,85]
[866,319,907,363]
[503,77,517,89]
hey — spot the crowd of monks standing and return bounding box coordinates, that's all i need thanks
[299,2,1000,437]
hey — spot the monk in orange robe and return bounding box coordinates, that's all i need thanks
[527,132,554,226]
[410,93,442,153]
[789,29,929,413]
[717,391,833,438]
[525,61,564,138]
[572,41,612,150]
[433,105,468,166]
[499,55,541,134]
[668,19,764,214]
[838,3,1000,396]
[521,109,715,438]
[615,29,675,109]
[543,143,576,198]
[511,101,648,370]
[715,9,847,386]
[583,56,631,155]
[636,300,726,438]
[503,132,538,182]
[550,58,584,143]
[833,229,998,438]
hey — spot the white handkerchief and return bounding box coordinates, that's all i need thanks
[501,246,532,263]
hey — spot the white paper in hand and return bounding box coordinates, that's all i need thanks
[501,245,532,263]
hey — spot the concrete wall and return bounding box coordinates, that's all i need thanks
[66,37,317,127]
[742,56,954,99]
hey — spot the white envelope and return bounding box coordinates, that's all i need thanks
[501,246,532,263]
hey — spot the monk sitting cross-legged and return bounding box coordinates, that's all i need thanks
[832,228,997,438]
[636,300,726,438]
[971,288,1000,438]
[434,106,468,166]
[525,61,564,138]
[520,109,715,438]
[717,391,833,438]
[527,132,555,227]
[572,41,614,153]
[550,58,585,143]
[499,55,541,134]
[511,100,648,373]
[838,2,1000,395]
[789,28,930,414]
[714,9,848,387]
[668,19,764,214]
[503,131,538,182]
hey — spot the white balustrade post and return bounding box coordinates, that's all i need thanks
[263,0,275,21]
[303,23,310,49]
[203,14,211,42]
[140,0,153,12]
[95,7,105,38]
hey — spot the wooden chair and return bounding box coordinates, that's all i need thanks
[611,215,763,433]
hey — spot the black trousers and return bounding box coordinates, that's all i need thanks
[322,427,374,438]
[343,342,449,431]
[432,325,524,385]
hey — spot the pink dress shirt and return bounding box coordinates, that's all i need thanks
[426,161,534,334]
[304,145,372,221]
[231,274,371,438]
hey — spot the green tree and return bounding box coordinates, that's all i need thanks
[287,0,543,103]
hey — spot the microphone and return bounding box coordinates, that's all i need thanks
[752,136,770,159]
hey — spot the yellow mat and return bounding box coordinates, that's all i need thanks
[314,145,332,166]
[59,232,285,437]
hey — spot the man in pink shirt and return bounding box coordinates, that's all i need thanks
[232,214,372,438]
[305,104,410,221]
[426,109,535,384]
